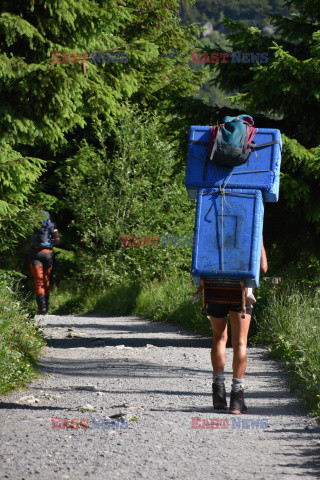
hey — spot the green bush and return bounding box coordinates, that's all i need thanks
[0,275,45,394]
[50,280,141,316]
[55,107,196,287]
[134,273,211,333]
[253,279,320,417]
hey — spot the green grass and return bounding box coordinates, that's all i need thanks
[50,280,141,316]
[50,274,210,332]
[252,280,320,418]
[134,273,210,333]
[0,282,46,395]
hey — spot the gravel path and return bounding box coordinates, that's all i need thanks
[1,314,320,480]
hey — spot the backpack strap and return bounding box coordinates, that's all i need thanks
[250,140,280,149]
[240,124,249,152]
[203,156,209,181]
[203,128,222,180]
[209,128,221,161]
[249,140,281,158]
[189,139,209,146]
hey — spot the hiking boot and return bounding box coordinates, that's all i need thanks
[229,388,247,414]
[212,382,227,410]
[45,295,50,313]
[36,294,46,311]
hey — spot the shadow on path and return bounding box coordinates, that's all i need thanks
[45,336,212,349]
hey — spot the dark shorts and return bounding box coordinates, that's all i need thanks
[29,249,53,269]
[207,303,253,318]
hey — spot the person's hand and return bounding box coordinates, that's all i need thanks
[53,229,60,246]
[260,237,268,274]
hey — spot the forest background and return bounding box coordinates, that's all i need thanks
[0,0,319,416]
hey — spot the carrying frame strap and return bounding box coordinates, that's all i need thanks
[249,140,280,158]
[240,280,246,319]
[200,277,247,317]
[250,140,280,149]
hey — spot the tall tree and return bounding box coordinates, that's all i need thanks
[206,0,320,268]
[0,0,201,268]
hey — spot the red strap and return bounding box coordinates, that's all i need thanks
[247,126,258,150]
[209,125,220,146]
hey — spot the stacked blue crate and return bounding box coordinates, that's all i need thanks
[185,126,282,202]
[187,124,281,288]
[191,188,264,288]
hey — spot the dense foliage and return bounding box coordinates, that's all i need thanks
[0,0,201,278]
[0,0,319,283]
[0,271,45,394]
[55,108,195,287]
[201,0,320,270]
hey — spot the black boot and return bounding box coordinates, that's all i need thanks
[229,388,247,414]
[45,295,50,313]
[212,382,227,410]
[36,294,47,314]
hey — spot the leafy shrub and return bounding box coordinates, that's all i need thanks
[253,279,320,417]
[0,275,45,394]
[56,107,196,287]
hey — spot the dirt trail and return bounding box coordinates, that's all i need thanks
[0,314,319,480]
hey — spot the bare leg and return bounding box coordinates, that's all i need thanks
[209,316,228,372]
[229,311,251,379]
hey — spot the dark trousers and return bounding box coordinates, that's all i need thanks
[29,249,53,311]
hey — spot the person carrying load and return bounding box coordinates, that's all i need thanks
[187,114,281,414]
[209,238,268,414]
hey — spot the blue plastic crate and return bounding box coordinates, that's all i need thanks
[191,188,264,288]
[185,126,282,202]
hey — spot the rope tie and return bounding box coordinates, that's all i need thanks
[215,165,233,278]
[199,191,260,198]
[220,186,224,278]
[219,186,232,278]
